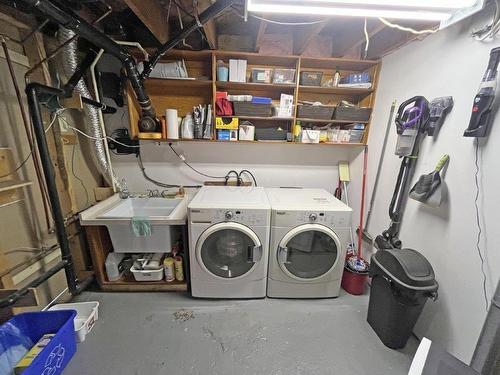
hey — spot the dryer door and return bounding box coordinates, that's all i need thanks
[277,224,341,280]
[196,222,262,279]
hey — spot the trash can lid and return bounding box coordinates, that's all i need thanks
[372,248,438,291]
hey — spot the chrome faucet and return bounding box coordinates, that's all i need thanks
[147,189,160,198]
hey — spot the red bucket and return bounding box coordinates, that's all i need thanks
[341,267,369,295]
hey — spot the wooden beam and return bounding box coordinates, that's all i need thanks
[255,20,267,52]
[294,21,329,55]
[196,0,218,49]
[123,0,169,44]
[341,23,386,59]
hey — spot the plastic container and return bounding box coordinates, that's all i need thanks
[251,68,273,83]
[164,257,175,282]
[272,68,296,84]
[233,102,273,117]
[217,66,229,82]
[105,252,125,281]
[341,267,368,295]
[367,248,438,349]
[255,127,287,141]
[49,302,99,343]
[334,106,372,122]
[130,265,164,281]
[105,224,180,253]
[0,311,76,375]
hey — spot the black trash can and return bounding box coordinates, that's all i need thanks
[367,248,438,349]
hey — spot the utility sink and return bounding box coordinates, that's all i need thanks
[79,194,193,253]
[97,197,183,220]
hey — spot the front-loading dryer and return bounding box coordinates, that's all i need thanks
[188,186,271,298]
[265,188,352,298]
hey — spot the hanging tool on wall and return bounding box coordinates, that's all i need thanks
[464,46,500,137]
[336,161,356,251]
[428,97,454,137]
[409,154,450,207]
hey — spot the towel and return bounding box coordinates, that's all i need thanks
[131,217,151,237]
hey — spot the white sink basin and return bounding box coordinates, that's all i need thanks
[98,197,183,219]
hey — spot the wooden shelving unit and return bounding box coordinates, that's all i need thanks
[126,50,380,146]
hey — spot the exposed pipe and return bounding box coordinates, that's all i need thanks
[59,28,113,186]
[1,38,53,232]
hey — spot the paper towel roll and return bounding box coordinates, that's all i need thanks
[166,109,179,139]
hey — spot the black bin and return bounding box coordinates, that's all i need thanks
[367,248,438,349]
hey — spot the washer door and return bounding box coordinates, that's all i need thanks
[196,222,262,279]
[277,224,341,280]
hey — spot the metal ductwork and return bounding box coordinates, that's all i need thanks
[59,27,113,186]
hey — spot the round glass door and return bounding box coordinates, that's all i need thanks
[197,222,262,279]
[278,224,340,279]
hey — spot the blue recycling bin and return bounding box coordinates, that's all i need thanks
[0,310,77,375]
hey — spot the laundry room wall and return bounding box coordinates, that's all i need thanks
[366,5,500,363]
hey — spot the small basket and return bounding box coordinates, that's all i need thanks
[255,127,287,141]
[300,71,323,86]
[334,106,372,122]
[130,265,164,281]
[297,104,335,120]
[49,302,100,343]
[233,102,273,117]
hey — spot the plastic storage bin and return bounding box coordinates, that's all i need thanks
[49,302,99,343]
[233,102,273,117]
[300,71,323,86]
[297,104,335,120]
[367,248,438,349]
[335,106,372,122]
[130,265,164,281]
[0,311,76,375]
[255,127,287,141]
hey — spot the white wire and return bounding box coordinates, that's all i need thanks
[45,108,66,133]
[3,246,42,255]
[363,18,370,59]
[250,14,328,25]
[378,17,438,35]
[472,0,500,41]
[42,287,69,311]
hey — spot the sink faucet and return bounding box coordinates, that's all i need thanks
[118,178,130,199]
[147,189,160,198]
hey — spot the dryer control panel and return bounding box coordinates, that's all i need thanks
[190,209,269,225]
[273,210,351,227]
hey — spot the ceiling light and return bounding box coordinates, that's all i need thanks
[246,0,479,21]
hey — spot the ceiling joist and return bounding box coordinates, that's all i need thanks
[123,0,170,43]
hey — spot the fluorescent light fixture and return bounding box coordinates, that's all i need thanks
[246,0,479,21]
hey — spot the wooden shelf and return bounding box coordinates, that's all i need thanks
[216,81,295,91]
[144,78,213,90]
[140,138,365,146]
[296,118,369,124]
[100,278,187,292]
[236,116,294,121]
[0,180,32,192]
[299,85,373,95]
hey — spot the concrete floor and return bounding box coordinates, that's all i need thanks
[65,291,418,375]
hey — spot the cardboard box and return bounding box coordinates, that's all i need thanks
[215,117,239,130]
[278,94,294,117]
[229,59,238,82]
[237,59,247,82]
[217,129,238,141]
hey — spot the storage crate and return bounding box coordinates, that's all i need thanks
[255,127,287,141]
[297,104,335,120]
[300,71,323,86]
[49,302,99,343]
[0,311,77,375]
[334,106,372,122]
[233,102,273,117]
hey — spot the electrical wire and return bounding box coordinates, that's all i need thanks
[44,108,66,133]
[472,0,500,41]
[71,142,90,209]
[169,143,226,179]
[363,18,370,60]
[474,140,489,311]
[239,170,258,186]
[3,247,43,255]
[230,6,328,25]
[0,149,34,179]
[378,17,438,35]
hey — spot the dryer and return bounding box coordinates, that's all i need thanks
[266,188,352,298]
[188,186,271,298]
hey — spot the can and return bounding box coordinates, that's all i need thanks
[174,256,184,281]
[164,257,175,282]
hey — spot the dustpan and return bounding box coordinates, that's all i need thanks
[409,154,449,207]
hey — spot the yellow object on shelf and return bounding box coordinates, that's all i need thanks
[174,256,184,281]
[215,117,239,130]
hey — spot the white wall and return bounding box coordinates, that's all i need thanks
[367,8,500,363]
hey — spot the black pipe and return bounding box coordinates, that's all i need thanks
[26,82,79,296]
[0,261,68,309]
[64,49,98,97]
[142,0,236,80]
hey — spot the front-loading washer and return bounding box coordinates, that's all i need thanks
[188,186,271,298]
[265,188,352,298]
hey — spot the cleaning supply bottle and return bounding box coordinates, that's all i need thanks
[293,121,302,142]
[333,66,341,87]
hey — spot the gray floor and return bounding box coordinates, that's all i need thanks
[65,291,418,375]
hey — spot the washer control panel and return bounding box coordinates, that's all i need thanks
[273,210,351,227]
[190,209,268,225]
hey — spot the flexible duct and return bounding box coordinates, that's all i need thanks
[58,27,113,186]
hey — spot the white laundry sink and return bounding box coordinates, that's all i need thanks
[80,194,193,253]
[97,197,183,220]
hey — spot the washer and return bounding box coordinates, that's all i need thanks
[188,186,271,298]
[266,188,352,298]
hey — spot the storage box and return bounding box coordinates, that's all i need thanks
[49,302,100,343]
[237,59,247,82]
[255,127,287,141]
[341,72,370,84]
[300,71,323,86]
[130,265,164,281]
[229,59,238,82]
[300,129,321,143]
[251,68,273,83]
[217,129,238,141]
[335,106,372,122]
[278,94,294,118]
[215,116,239,130]
[0,311,77,375]
[233,102,273,117]
[272,68,295,84]
[347,123,366,143]
[297,104,335,120]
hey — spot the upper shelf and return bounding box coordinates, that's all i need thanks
[299,85,373,96]
[216,81,296,92]
[144,78,212,90]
